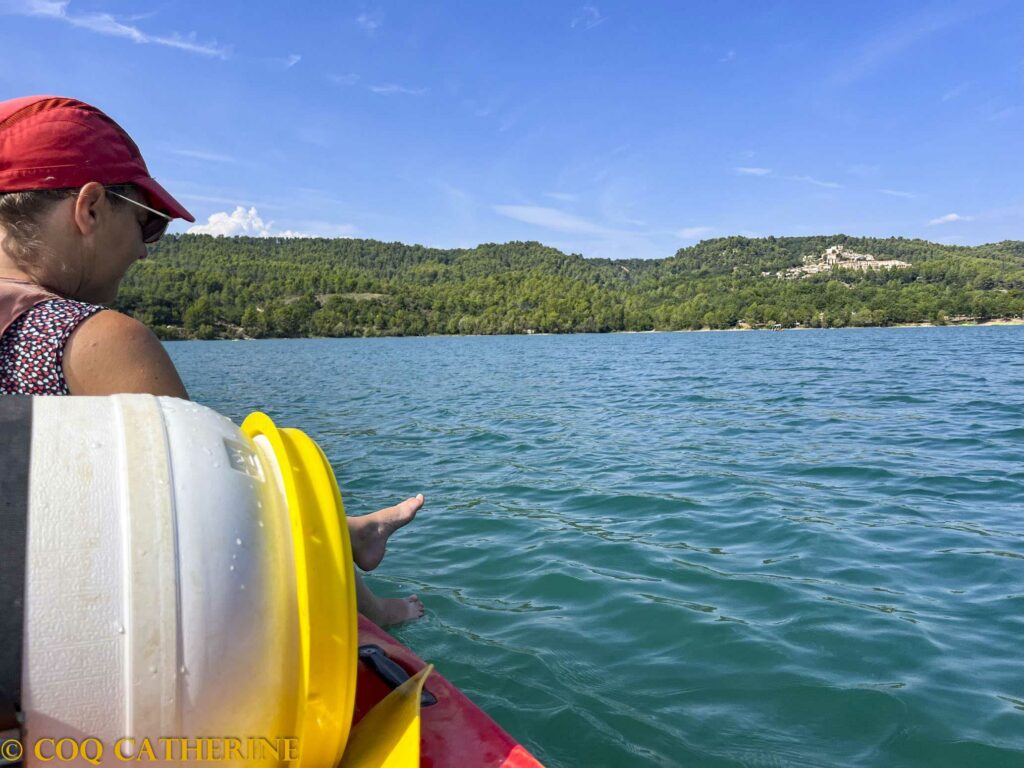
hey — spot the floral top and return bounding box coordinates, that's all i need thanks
[0,283,104,395]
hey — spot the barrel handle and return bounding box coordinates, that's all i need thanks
[358,646,437,706]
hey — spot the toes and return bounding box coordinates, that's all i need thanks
[407,595,424,618]
[382,496,423,528]
[398,495,424,516]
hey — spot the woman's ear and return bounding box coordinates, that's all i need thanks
[71,182,107,236]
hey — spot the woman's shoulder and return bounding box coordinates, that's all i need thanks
[62,309,190,398]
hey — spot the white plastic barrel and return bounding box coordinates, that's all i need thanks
[20,395,358,766]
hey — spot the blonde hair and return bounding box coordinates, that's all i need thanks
[0,189,73,266]
[0,185,135,266]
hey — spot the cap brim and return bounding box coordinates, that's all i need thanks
[131,175,195,223]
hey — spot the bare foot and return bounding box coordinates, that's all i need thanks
[348,494,424,572]
[364,595,425,627]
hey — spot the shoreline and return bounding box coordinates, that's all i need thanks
[161,317,1024,342]
[704,318,1024,333]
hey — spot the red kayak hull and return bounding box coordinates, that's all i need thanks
[355,616,544,768]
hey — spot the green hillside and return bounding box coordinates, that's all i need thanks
[120,235,1024,339]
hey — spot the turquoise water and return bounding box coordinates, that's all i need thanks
[169,327,1024,767]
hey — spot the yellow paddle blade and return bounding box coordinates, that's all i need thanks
[338,664,434,768]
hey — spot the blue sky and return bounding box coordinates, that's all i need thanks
[1,1,1021,259]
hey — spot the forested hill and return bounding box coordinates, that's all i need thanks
[120,234,1024,339]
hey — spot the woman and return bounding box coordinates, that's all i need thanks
[0,95,422,625]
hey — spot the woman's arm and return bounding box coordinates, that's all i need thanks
[62,309,190,398]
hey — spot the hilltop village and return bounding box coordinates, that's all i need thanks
[770,245,911,279]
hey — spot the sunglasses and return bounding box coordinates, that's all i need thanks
[106,190,173,243]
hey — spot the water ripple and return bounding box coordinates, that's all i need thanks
[172,327,1024,767]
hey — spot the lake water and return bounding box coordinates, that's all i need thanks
[168,327,1024,767]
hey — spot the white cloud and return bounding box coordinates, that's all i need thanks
[718,49,736,63]
[493,205,614,235]
[735,167,842,188]
[356,12,381,32]
[571,4,604,30]
[188,207,314,238]
[10,0,230,58]
[787,175,843,189]
[545,192,579,202]
[676,226,714,239]
[368,83,427,95]
[829,6,973,87]
[927,212,970,226]
[879,188,915,199]
[282,53,301,69]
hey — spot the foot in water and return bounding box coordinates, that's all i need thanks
[349,494,424,572]
[366,595,424,627]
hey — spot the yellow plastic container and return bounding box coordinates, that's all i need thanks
[243,412,432,768]
[20,395,427,767]
[242,413,359,767]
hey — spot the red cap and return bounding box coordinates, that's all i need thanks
[0,95,194,222]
